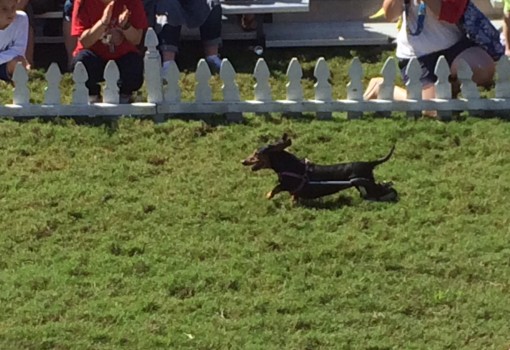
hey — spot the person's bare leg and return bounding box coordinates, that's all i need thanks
[451,46,495,87]
[421,84,438,117]
[364,77,407,100]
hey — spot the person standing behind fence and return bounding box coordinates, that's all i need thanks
[143,0,223,75]
[364,0,496,103]
[0,0,29,82]
[71,0,148,103]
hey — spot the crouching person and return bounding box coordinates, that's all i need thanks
[0,0,30,83]
[71,0,148,103]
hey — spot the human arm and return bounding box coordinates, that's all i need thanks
[117,5,143,46]
[77,1,113,49]
[0,13,29,66]
[382,0,404,22]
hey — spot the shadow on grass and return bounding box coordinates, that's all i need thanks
[297,195,354,210]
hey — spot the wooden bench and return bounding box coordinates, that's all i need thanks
[33,0,310,44]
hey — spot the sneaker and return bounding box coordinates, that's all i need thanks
[205,55,222,74]
[88,95,101,104]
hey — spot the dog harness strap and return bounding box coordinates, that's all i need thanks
[278,159,312,195]
[278,171,308,195]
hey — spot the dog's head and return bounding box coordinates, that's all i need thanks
[241,133,292,171]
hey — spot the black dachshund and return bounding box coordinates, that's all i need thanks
[242,134,397,202]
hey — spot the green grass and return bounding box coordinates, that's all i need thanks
[1,47,510,349]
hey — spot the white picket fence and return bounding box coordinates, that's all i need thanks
[2,28,510,121]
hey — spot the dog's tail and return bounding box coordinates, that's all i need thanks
[371,144,395,166]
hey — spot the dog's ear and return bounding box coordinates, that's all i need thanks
[272,134,291,151]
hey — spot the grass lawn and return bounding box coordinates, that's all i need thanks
[1,46,510,350]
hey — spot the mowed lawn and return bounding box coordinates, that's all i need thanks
[0,115,509,349]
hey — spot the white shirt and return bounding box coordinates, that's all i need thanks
[396,0,463,59]
[0,11,29,66]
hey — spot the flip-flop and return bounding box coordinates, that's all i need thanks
[241,14,257,32]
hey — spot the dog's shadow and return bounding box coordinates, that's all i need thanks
[296,195,354,210]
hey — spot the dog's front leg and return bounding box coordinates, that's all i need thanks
[266,184,283,199]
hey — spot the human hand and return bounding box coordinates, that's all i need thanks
[108,28,125,46]
[118,5,131,29]
[100,1,115,26]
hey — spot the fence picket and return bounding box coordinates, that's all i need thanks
[144,28,163,103]
[457,59,479,100]
[405,58,422,118]
[195,59,212,102]
[286,58,303,101]
[434,56,452,120]
[12,63,30,106]
[347,57,363,119]
[314,57,332,119]
[254,58,272,102]
[163,60,181,103]
[379,57,396,100]
[72,62,89,105]
[103,60,120,104]
[221,59,240,102]
[44,63,62,105]
[220,58,243,122]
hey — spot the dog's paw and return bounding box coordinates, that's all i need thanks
[266,191,274,199]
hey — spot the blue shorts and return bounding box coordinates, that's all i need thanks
[0,63,11,82]
[398,37,476,86]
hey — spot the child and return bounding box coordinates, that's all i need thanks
[72,0,148,103]
[0,0,29,82]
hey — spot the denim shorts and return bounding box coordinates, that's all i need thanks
[398,37,476,85]
[0,63,11,82]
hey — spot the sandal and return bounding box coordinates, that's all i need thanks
[240,14,257,32]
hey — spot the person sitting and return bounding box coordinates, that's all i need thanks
[0,0,30,83]
[71,0,148,103]
[143,0,223,74]
[364,0,496,104]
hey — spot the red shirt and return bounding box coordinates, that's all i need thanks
[438,0,468,24]
[71,0,148,60]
